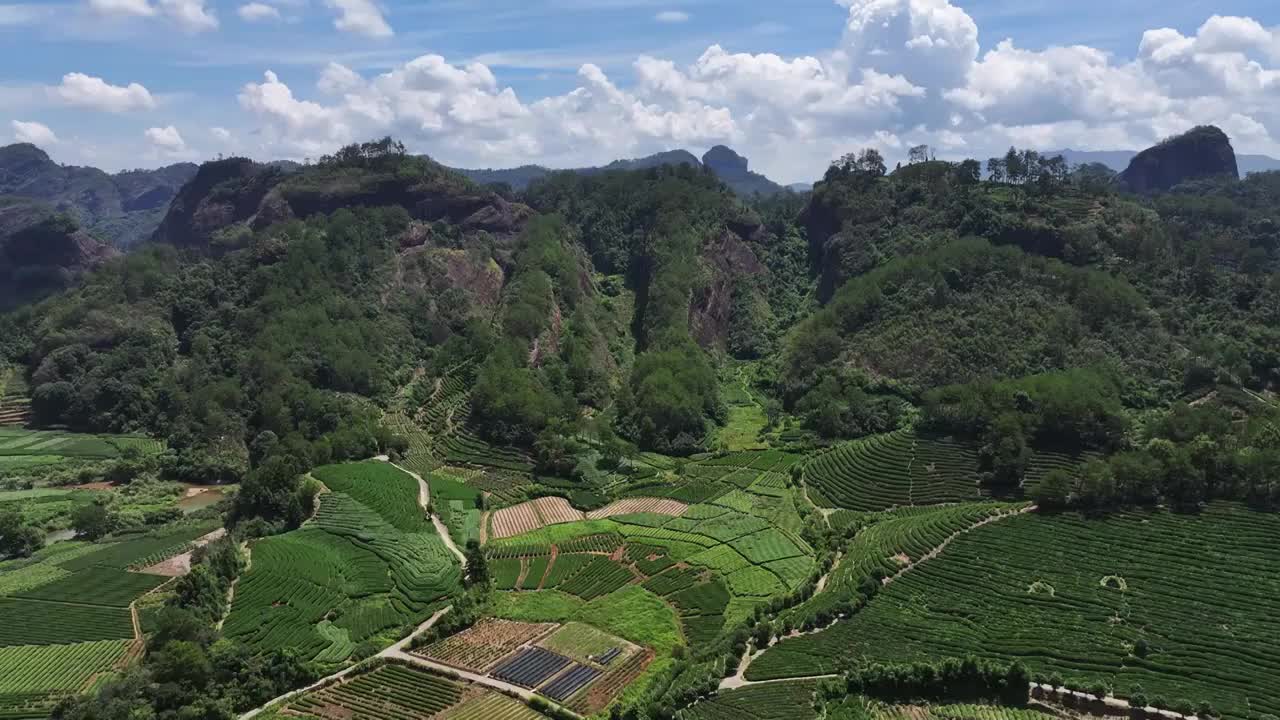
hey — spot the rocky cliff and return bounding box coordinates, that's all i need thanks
[0,199,117,308]
[1118,126,1239,194]
[151,155,533,254]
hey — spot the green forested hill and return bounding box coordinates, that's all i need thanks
[2,127,1279,720]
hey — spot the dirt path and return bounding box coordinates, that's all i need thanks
[722,506,1031,689]
[217,542,251,632]
[815,552,841,594]
[883,505,1033,585]
[384,459,468,568]
[239,607,453,720]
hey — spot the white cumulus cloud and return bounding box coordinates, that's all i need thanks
[12,120,59,146]
[197,2,1280,179]
[87,0,156,17]
[51,73,156,112]
[325,0,392,38]
[159,0,217,32]
[655,10,689,24]
[145,125,187,153]
[238,2,281,22]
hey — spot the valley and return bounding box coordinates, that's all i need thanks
[0,126,1278,720]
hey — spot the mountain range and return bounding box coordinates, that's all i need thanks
[1047,147,1280,176]
[454,145,792,197]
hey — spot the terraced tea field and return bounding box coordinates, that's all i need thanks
[224,463,460,663]
[780,503,1021,628]
[677,680,819,720]
[751,504,1280,718]
[286,663,463,720]
[444,692,547,720]
[805,431,1095,510]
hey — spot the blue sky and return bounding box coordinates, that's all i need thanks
[4,0,1280,181]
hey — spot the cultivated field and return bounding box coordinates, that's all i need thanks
[286,663,463,720]
[415,619,558,672]
[586,497,689,520]
[224,467,460,663]
[751,504,1280,718]
[443,692,546,720]
[677,680,819,720]
[805,430,1097,511]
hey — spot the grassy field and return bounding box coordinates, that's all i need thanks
[750,504,1280,718]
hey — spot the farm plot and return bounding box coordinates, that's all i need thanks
[224,487,459,662]
[490,502,546,540]
[586,497,689,520]
[13,566,166,607]
[728,529,806,564]
[540,663,601,701]
[416,619,559,672]
[780,503,1016,628]
[287,663,462,720]
[556,557,633,600]
[568,649,654,715]
[430,473,483,547]
[312,461,429,532]
[491,647,573,688]
[542,554,592,587]
[59,522,221,571]
[751,504,1280,719]
[531,497,585,525]
[445,431,535,473]
[537,622,633,665]
[804,431,982,511]
[444,692,548,720]
[0,598,134,646]
[865,702,1058,720]
[493,558,524,590]
[677,680,819,720]
[0,640,131,695]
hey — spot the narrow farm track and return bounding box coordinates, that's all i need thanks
[383,458,468,568]
[722,505,1032,690]
[238,607,453,720]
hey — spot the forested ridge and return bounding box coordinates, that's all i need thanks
[2,126,1279,720]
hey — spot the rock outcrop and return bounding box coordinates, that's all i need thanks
[0,200,117,308]
[1118,126,1239,194]
[701,146,786,197]
[151,156,533,254]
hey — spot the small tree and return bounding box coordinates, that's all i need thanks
[1034,469,1074,511]
[464,540,488,587]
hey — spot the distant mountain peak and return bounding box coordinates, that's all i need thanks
[702,145,749,174]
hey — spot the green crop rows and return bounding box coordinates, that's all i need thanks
[13,566,166,608]
[0,640,130,695]
[781,503,1016,628]
[59,522,220,571]
[677,680,818,720]
[806,430,1098,511]
[753,504,1280,718]
[223,467,459,663]
[557,557,633,600]
[289,663,462,720]
[0,599,134,646]
[313,461,429,532]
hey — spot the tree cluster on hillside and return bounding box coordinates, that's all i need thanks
[53,537,315,720]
